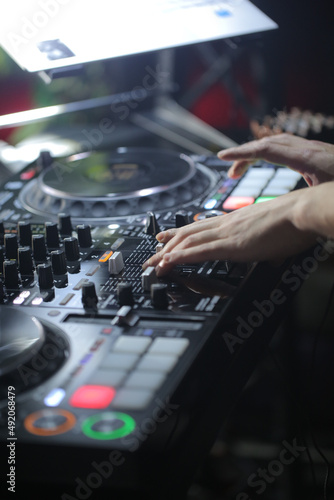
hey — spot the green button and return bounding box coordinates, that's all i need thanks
[254,196,277,203]
[82,412,136,440]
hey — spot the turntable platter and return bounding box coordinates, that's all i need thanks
[19,147,216,222]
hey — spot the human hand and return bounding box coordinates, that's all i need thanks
[142,188,318,276]
[218,133,334,186]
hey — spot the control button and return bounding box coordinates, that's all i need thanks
[77,224,92,247]
[82,412,135,440]
[37,262,54,290]
[90,369,127,387]
[254,196,276,204]
[151,283,169,309]
[230,186,262,198]
[32,234,47,262]
[69,385,115,409]
[81,281,98,309]
[101,353,139,371]
[51,249,67,275]
[17,221,32,247]
[261,187,290,197]
[24,409,76,436]
[117,282,134,306]
[3,260,20,289]
[18,246,34,276]
[64,236,80,261]
[141,266,158,291]
[45,222,60,248]
[108,251,124,274]
[124,370,165,391]
[4,233,18,260]
[148,337,189,356]
[58,213,72,236]
[137,353,178,373]
[222,196,255,210]
[244,167,275,180]
[112,336,152,354]
[99,250,113,263]
[112,388,153,410]
[175,210,190,228]
[144,211,160,236]
[37,150,53,169]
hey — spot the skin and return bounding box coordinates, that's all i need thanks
[142,134,334,276]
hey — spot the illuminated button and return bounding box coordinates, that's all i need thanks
[261,187,290,197]
[24,409,76,436]
[230,186,262,198]
[137,354,177,373]
[244,167,275,180]
[44,388,66,407]
[148,337,189,356]
[255,196,277,204]
[125,371,166,391]
[112,336,152,354]
[99,250,113,263]
[112,388,154,410]
[82,412,135,440]
[101,353,139,371]
[275,168,302,180]
[69,385,116,409]
[90,369,127,387]
[204,198,217,210]
[222,196,255,210]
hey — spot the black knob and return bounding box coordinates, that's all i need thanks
[58,213,72,237]
[51,249,67,275]
[18,247,34,276]
[151,283,169,309]
[37,262,54,290]
[81,281,98,309]
[117,282,134,306]
[0,221,5,245]
[0,280,4,302]
[0,247,4,270]
[145,212,160,236]
[4,234,18,260]
[32,234,47,262]
[64,237,80,261]
[37,150,53,169]
[175,210,190,228]
[17,221,32,247]
[76,224,92,247]
[3,260,20,289]
[45,222,60,248]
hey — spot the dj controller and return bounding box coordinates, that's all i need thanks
[0,147,305,499]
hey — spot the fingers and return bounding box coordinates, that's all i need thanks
[227,159,253,179]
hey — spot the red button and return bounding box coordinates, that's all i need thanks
[222,196,255,210]
[69,385,115,409]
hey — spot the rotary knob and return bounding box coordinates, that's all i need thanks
[81,281,98,309]
[151,283,169,309]
[18,246,34,276]
[45,222,60,249]
[144,212,160,236]
[117,282,134,306]
[4,234,18,260]
[175,210,190,228]
[37,150,53,169]
[58,213,73,237]
[64,236,80,261]
[51,249,67,275]
[76,224,92,248]
[18,221,32,247]
[37,262,54,290]
[32,234,47,263]
[3,260,20,289]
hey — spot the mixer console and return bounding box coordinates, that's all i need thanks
[0,148,305,498]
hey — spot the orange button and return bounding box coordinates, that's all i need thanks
[99,251,113,263]
[69,385,116,409]
[222,196,255,210]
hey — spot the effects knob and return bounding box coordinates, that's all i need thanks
[32,234,47,262]
[18,247,34,276]
[18,221,32,247]
[37,262,54,290]
[51,249,67,275]
[144,212,160,236]
[45,222,60,249]
[81,281,98,309]
[3,260,20,289]
[151,283,169,309]
[76,224,92,248]
[4,234,18,260]
[117,282,134,306]
[58,213,72,237]
[64,237,80,261]
[175,210,190,228]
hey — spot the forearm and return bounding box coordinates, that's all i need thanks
[292,182,334,238]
